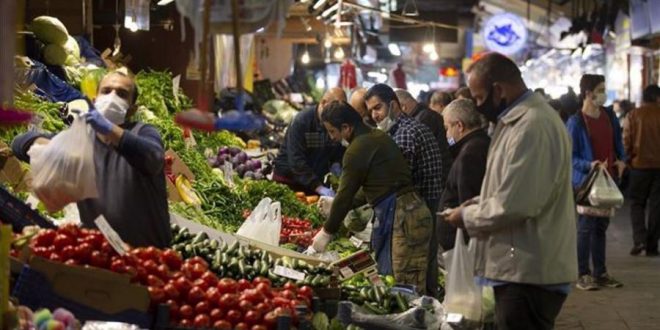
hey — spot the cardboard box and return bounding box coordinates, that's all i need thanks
[165,149,195,203]
[0,143,30,192]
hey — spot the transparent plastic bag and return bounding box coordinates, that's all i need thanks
[443,230,482,322]
[588,165,624,208]
[28,115,97,212]
[236,197,282,246]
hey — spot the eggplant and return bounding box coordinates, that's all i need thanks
[235,164,247,177]
[229,147,241,156]
[218,146,230,156]
[237,151,248,163]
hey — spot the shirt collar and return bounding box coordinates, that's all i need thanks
[498,89,533,120]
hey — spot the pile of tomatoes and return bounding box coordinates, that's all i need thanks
[28,225,315,329]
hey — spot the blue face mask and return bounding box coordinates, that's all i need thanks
[447,137,456,146]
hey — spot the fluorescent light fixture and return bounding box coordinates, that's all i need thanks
[388,43,401,56]
[321,3,339,18]
[157,0,174,5]
[301,51,310,64]
[423,43,435,53]
[313,0,328,10]
[256,27,265,33]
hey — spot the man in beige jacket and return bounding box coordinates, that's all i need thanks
[445,53,577,330]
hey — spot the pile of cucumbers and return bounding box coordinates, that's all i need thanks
[170,224,334,287]
[341,285,411,315]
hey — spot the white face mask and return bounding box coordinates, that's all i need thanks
[447,137,456,146]
[95,92,129,125]
[593,92,606,107]
[375,103,395,132]
[341,139,350,147]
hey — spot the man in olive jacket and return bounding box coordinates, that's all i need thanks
[445,53,577,330]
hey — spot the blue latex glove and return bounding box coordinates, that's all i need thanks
[330,162,342,176]
[316,186,336,197]
[84,108,113,135]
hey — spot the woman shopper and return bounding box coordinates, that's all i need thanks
[567,74,626,291]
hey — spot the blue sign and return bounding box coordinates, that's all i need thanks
[482,13,528,55]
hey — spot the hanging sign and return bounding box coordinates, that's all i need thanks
[481,13,528,55]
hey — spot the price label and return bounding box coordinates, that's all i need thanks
[223,162,235,187]
[172,75,181,103]
[349,236,363,248]
[446,313,463,323]
[339,266,354,278]
[94,215,127,255]
[273,265,305,281]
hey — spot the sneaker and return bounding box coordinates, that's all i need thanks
[630,243,645,256]
[595,273,623,288]
[576,275,599,291]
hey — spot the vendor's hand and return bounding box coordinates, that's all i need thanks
[310,228,333,253]
[590,160,602,170]
[316,185,336,197]
[84,108,114,135]
[614,160,626,177]
[443,206,465,229]
[317,196,335,219]
[330,162,342,177]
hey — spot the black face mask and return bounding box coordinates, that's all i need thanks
[475,87,508,123]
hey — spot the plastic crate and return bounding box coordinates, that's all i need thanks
[0,186,55,232]
[12,265,153,328]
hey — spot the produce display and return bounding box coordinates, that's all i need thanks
[210,146,268,180]
[4,303,81,330]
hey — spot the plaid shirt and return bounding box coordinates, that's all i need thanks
[389,115,443,200]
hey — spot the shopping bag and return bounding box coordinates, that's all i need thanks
[236,197,282,246]
[28,115,97,212]
[588,165,624,208]
[443,230,482,322]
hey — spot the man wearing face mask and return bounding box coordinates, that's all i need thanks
[310,100,432,294]
[272,87,346,197]
[365,84,443,297]
[437,99,489,251]
[12,71,171,248]
[443,53,577,330]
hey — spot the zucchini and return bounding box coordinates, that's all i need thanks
[209,239,219,249]
[363,302,388,315]
[227,241,239,254]
[395,292,409,312]
[238,259,247,275]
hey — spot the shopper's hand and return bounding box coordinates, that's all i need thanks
[316,185,336,197]
[590,160,602,170]
[310,228,333,253]
[614,160,626,177]
[84,108,113,135]
[443,206,465,229]
[317,196,335,219]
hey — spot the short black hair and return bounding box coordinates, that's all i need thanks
[102,70,139,105]
[642,84,660,103]
[320,100,363,128]
[466,52,523,86]
[365,83,400,107]
[579,74,605,100]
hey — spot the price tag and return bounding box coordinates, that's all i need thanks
[368,271,385,287]
[339,266,354,278]
[349,236,363,248]
[273,265,306,281]
[94,215,127,255]
[223,162,235,187]
[172,75,181,103]
[446,313,463,323]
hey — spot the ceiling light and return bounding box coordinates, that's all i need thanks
[388,43,401,56]
[429,51,439,61]
[157,0,174,5]
[423,43,435,53]
[324,38,332,48]
[334,47,345,60]
[301,51,310,64]
[256,27,265,33]
[313,0,328,10]
[321,3,339,18]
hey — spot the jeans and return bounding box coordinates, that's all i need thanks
[494,284,567,330]
[577,215,609,277]
[628,169,660,252]
[425,198,439,298]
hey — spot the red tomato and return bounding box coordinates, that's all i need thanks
[142,246,161,261]
[252,277,271,288]
[82,233,104,249]
[263,312,278,328]
[109,258,126,273]
[190,263,206,279]
[147,274,165,287]
[273,306,291,316]
[89,251,109,268]
[60,246,76,260]
[213,320,232,330]
[192,278,210,291]
[244,310,262,325]
[296,295,311,307]
[53,234,74,250]
[48,252,62,262]
[201,271,218,286]
[297,285,313,299]
[195,300,211,314]
[209,308,224,321]
[163,283,180,300]
[186,256,209,268]
[179,304,194,318]
[142,260,159,275]
[64,259,78,266]
[206,287,221,305]
[255,283,272,298]
[193,314,211,328]
[57,224,80,238]
[147,286,165,303]
[251,325,268,330]
[179,319,192,327]
[34,229,56,247]
[160,249,183,271]
[156,264,170,280]
[238,300,254,313]
[187,286,205,305]
[100,241,115,254]
[237,278,252,291]
[282,281,297,292]
[226,309,242,325]
[174,276,192,293]
[133,266,147,284]
[218,278,238,294]
[218,293,238,309]
[234,322,249,330]
[279,289,296,301]
[73,242,93,263]
[165,299,179,318]
[32,246,49,258]
[242,289,265,305]
[254,303,269,315]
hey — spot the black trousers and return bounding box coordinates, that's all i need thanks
[494,284,567,330]
[425,198,439,298]
[628,169,660,252]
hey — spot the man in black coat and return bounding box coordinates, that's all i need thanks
[438,98,491,250]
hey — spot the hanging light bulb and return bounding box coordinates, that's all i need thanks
[324,38,332,49]
[423,43,435,53]
[429,51,439,61]
[334,47,345,60]
[301,50,310,64]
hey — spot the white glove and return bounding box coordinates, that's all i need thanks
[310,228,333,253]
[317,196,335,219]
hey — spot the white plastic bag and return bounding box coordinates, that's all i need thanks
[443,230,482,322]
[588,165,624,208]
[236,197,282,246]
[28,116,97,212]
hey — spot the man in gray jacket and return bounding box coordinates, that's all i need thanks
[445,53,577,330]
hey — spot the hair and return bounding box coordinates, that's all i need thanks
[365,83,400,107]
[442,99,482,130]
[101,70,139,105]
[394,89,416,103]
[642,84,660,103]
[454,87,473,100]
[430,90,453,107]
[466,52,523,86]
[579,74,605,100]
[320,100,364,128]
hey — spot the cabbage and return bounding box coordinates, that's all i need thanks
[43,44,67,65]
[63,36,81,65]
[31,16,69,45]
